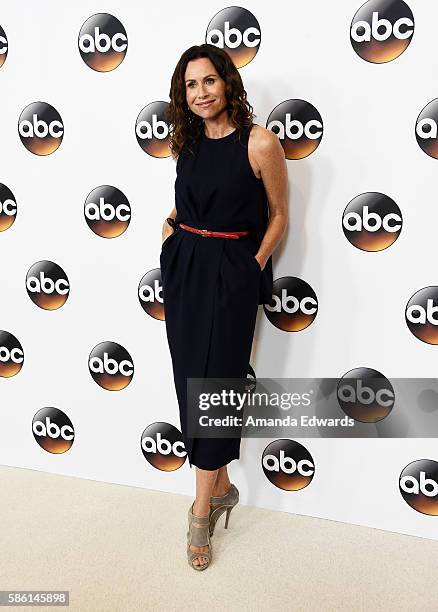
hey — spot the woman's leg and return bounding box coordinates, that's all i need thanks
[212,465,232,496]
[190,467,219,567]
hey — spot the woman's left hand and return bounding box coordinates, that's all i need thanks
[255,255,266,272]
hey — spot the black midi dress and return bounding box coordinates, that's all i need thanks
[160,124,273,470]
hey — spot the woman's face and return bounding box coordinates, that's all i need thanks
[184,57,227,120]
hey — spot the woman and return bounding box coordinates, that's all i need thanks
[161,43,288,570]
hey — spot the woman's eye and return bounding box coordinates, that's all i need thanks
[187,78,214,88]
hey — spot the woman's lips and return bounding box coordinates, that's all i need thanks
[197,100,214,108]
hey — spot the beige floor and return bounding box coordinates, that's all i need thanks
[1,465,437,611]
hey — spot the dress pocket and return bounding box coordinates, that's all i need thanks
[240,242,262,275]
[161,229,177,251]
[251,254,262,273]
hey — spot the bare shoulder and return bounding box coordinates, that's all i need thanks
[250,124,283,155]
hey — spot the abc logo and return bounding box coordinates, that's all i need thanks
[342,193,402,251]
[206,6,261,67]
[135,102,171,157]
[78,13,127,71]
[0,331,24,378]
[399,459,438,515]
[32,407,75,453]
[141,423,187,471]
[18,102,63,155]
[0,183,17,231]
[264,277,318,332]
[138,269,164,321]
[89,341,134,390]
[0,24,8,68]
[337,367,395,423]
[415,98,438,159]
[26,261,70,310]
[350,0,414,63]
[262,440,315,491]
[405,287,438,345]
[267,100,323,160]
[84,185,131,238]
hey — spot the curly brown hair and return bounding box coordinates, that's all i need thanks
[165,43,255,160]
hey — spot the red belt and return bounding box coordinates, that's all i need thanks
[179,223,249,240]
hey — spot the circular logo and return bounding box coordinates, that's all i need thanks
[350,0,414,63]
[0,183,17,232]
[0,331,24,378]
[262,440,315,491]
[205,6,261,67]
[88,341,134,390]
[264,277,318,332]
[26,261,70,310]
[0,25,8,69]
[141,422,187,471]
[337,367,395,422]
[399,459,438,515]
[405,287,438,344]
[135,101,170,157]
[415,98,438,159]
[84,185,131,238]
[78,13,128,71]
[342,192,402,251]
[267,100,323,160]
[32,407,75,453]
[18,102,63,155]
[138,269,164,320]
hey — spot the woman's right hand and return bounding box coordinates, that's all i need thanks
[162,220,175,245]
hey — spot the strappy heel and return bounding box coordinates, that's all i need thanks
[209,483,239,537]
[187,502,212,571]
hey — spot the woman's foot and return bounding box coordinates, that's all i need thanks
[190,501,211,568]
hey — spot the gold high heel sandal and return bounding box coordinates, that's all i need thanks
[187,502,212,571]
[209,483,239,537]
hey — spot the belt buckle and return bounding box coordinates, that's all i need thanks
[201,228,209,237]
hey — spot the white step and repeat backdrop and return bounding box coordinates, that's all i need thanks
[1,1,438,540]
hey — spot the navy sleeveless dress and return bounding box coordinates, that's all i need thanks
[160,124,273,470]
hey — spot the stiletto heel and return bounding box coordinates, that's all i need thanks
[209,483,239,537]
[224,506,232,529]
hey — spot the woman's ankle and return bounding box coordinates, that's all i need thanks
[192,499,210,516]
[211,482,231,497]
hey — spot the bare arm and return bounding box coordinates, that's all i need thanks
[253,129,289,271]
